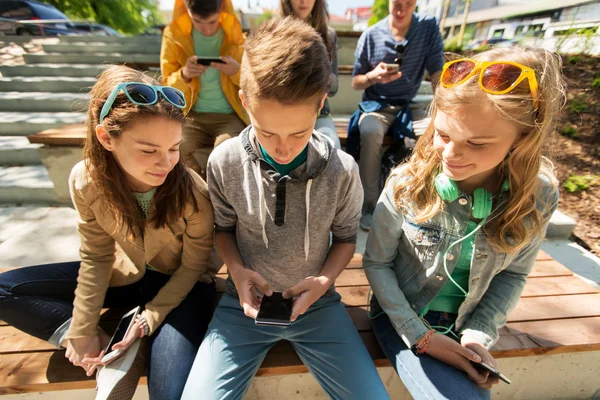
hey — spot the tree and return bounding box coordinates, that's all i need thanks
[44,0,163,34]
[457,0,471,48]
[369,0,388,27]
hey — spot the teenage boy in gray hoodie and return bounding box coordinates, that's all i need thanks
[181,17,389,400]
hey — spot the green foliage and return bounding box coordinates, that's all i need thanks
[255,10,273,27]
[569,98,588,113]
[560,126,577,137]
[369,0,389,26]
[44,0,162,35]
[568,55,581,64]
[444,36,464,53]
[563,175,600,193]
[592,77,600,89]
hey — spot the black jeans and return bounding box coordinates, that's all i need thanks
[0,261,216,400]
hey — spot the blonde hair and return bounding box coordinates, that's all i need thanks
[84,65,196,238]
[240,16,331,109]
[394,47,566,254]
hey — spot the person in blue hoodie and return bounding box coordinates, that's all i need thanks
[181,17,389,400]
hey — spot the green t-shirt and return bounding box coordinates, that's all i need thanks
[192,27,233,114]
[427,220,478,314]
[259,144,308,177]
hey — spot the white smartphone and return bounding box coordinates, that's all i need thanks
[100,306,140,364]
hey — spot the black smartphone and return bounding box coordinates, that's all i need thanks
[471,360,512,384]
[255,292,293,327]
[196,56,226,65]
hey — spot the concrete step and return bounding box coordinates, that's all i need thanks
[0,137,42,166]
[0,165,59,205]
[0,76,96,93]
[547,210,577,240]
[42,42,161,54]
[0,112,87,136]
[0,92,89,112]
[24,53,159,65]
[0,64,106,77]
[58,35,162,44]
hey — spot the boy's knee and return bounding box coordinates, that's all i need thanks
[358,115,386,141]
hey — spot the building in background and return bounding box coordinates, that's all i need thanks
[345,6,372,31]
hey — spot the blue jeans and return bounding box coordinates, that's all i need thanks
[0,262,216,400]
[181,292,390,400]
[371,310,491,400]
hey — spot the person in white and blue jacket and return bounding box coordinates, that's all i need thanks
[364,47,566,399]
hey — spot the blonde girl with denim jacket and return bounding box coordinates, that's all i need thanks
[364,47,566,399]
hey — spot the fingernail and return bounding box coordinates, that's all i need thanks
[473,354,482,362]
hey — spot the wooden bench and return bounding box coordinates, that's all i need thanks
[1,251,599,396]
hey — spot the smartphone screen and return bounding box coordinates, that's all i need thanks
[106,313,135,352]
[196,57,225,65]
[256,292,293,326]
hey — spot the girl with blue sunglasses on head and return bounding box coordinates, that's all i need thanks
[364,47,566,399]
[0,65,217,400]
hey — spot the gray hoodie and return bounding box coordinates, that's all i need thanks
[207,126,363,293]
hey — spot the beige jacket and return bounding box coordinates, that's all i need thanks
[66,160,214,339]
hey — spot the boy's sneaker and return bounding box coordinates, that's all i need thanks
[95,338,147,400]
[360,211,373,231]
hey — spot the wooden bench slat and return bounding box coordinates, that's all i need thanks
[507,293,600,322]
[528,259,574,278]
[520,275,598,297]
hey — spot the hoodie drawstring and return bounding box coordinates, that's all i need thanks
[304,179,312,261]
[254,160,269,249]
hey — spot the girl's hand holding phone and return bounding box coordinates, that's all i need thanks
[423,333,493,388]
[80,322,144,376]
[66,330,109,375]
[461,334,500,388]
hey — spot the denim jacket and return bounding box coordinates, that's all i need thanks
[363,168,559,350]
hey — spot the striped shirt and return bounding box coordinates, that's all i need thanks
[353,14,444,102]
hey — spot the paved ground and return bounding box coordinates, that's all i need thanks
[1,206,598,289]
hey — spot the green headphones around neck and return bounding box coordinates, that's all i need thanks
[434,173,510,219]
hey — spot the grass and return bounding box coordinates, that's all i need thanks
[563,175,600,193]
[569,98,588,113]
[592,77,600,89]
[560,126,577,137]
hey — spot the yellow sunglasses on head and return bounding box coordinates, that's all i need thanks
[440,58,540,110]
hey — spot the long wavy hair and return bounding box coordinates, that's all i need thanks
[83,65,196,238]
[278,0,333,57]
[394,47,566,254]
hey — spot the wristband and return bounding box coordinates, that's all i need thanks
[415,329,435,355]
[135,314,150,337]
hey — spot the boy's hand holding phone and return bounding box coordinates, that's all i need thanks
[283,275,331,322]
[210,56,240,77]
[182,56,209,82]
[366,62,403,85]
[229,266,273,319]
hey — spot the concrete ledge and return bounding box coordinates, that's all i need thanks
[546,209,577,239]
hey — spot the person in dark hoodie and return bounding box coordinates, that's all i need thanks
[181,17,390,400]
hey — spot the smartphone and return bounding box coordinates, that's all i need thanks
[100,306,140,364]
[471,360,512,384]
[255,292,293,327]
[384,63,400,74]
[196,56,226,66]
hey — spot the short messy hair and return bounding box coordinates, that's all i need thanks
[184,0,222,18]
[240,16,331,110]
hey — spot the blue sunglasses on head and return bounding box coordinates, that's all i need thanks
[99,82,186,124]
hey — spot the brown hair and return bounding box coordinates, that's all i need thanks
[394,47,566,254]
[84,65,197,238]
[240,16,331,109]
[278,0,333,57]
[184,0,222,18]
